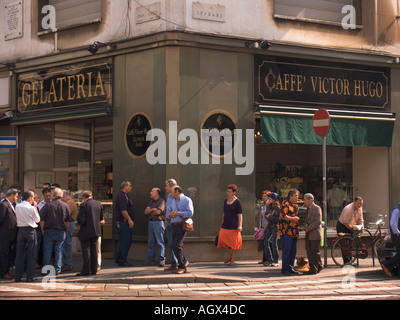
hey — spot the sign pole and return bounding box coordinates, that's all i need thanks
[323,136,328,267]
[312,108,330,268]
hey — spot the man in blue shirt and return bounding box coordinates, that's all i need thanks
[381,203,400,277]
[169,186,193,274]
[114,181,134,266]
[164,179,179,271]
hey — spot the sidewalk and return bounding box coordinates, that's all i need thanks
[53,255,385,285]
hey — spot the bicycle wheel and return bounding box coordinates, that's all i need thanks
[374,237,385,264]
[331,235,357,267]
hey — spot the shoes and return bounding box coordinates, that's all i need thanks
[61,266,73,272]
[164,266,178,272]
[1,274,13,280]
[381,263,392,277]
[174,268,187,274]
[159,261,165,267]
[302,271,317,275]
[281,269,300,276]
[144,260,155,266]
[264,262,279,267]
[117,262,132,267]
[184,260,189,267]
[76,273,90,277]
[26,278,36,282]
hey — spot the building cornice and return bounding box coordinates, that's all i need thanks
[9,30,400,73]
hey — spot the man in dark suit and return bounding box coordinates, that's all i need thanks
[304,193,323,275]
[76,190,104,276]
[0,189,19,279]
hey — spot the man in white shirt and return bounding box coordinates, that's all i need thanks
[14,191,40,282]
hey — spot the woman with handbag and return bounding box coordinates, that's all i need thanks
[217,184,243,266]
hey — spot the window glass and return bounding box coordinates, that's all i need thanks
[54,120,91,168]
[38,0,102,33]
[23,123,53,170]
[274,0,361,26]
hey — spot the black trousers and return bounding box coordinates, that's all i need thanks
[0,239,16,277]
[336,220,353,264]
[383,235,400,273]
[15,227,37,281]
[172,224,187,269]
[80,237,99,275]
[305,236,322,273]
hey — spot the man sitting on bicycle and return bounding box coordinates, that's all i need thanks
[337,196,364,235]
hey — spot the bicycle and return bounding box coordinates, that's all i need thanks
[331,214,388,267]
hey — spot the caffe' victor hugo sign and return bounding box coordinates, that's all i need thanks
[255,56,390,111]
[17,59,112,116]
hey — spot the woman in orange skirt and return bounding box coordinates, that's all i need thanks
[217,184,243,265]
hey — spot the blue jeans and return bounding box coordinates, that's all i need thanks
[43,229,66,273]
[62,221,75,268]
[15,227,37,281]
[147,220,165,262]
[263,226,279,263]
[280,234,297,273]
[115,221,132,265]
[166,220,178,268]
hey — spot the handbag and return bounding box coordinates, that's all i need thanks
[254,228,265,240]
[182,218,194,232]
[176,202,194,232]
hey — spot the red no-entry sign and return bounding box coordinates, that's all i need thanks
[313,109,331,137]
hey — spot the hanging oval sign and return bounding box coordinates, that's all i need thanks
[125,113,153,159]
[200,111,236,158]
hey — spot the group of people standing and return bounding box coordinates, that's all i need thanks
[115,179,194,274]
[0,184,104,282]
[255,188,324,276]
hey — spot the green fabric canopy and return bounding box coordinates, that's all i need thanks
[260,114,395,147]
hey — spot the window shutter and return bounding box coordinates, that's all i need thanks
[39,0,101,33]
[274,0,354,24]
[50,0,101,30]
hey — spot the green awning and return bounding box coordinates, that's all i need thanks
[258,106,395,147]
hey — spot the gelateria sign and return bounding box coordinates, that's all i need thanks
[17,59,112,115]
[255,56,390,111]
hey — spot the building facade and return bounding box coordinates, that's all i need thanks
[1,0,400,261]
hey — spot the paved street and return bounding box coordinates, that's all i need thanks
[0,257,399,300]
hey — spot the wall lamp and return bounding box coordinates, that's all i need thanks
[88,41,117,54]
[245,40,271,50]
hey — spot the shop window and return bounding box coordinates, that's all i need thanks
[21,117,112,202]
[0,149,10,196]
[23,123,53,170]
[255,119,354,226]
[93,117,113,200]
[54,121,91,168]
[38,0,102,34]
[274,0,362,27]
